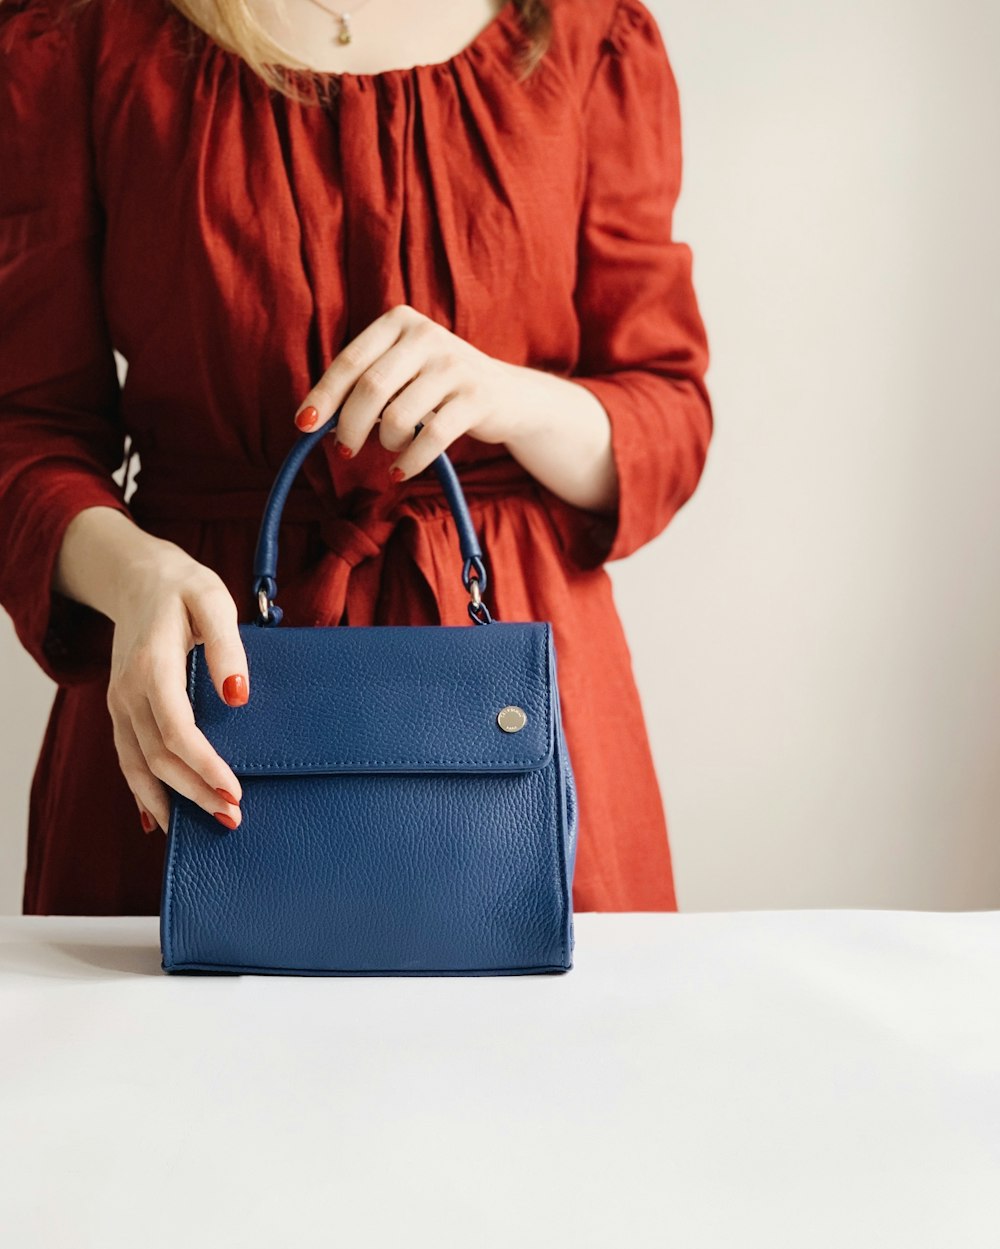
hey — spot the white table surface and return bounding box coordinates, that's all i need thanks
[1,909,998,1249]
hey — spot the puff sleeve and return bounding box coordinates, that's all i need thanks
[0,0,133,685]
[539,0,713,571]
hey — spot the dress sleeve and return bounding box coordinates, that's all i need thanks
[0,0,133,686]
[537,0,714,571]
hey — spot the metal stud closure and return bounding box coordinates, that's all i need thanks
[497,705,528,733]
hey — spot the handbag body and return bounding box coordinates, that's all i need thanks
[159,413,578,976]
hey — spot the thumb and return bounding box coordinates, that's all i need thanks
[187,582,250,707]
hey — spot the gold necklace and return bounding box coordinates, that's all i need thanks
[302,0,377,45]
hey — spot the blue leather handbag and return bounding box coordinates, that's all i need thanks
[159,411,578,976]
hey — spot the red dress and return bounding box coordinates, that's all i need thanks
[0,0,713,915]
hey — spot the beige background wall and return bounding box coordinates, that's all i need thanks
[2,0,998,914]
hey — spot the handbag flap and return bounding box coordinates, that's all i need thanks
[187,620,556,775]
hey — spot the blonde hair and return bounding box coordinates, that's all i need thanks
[162,0,551,104]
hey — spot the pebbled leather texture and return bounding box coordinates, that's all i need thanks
[160,620,579,976]
[187,622,554,775]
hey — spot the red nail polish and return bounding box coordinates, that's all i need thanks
[140,809,155,833]
[389,466,405,482]
[215,787,241,807]
[295,405,319,431]
[335,441,353,459]
[214,811,239,830]
[223,674,248,706]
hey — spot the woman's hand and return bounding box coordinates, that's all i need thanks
[104,538,250,835]
[291,303,620,514]
[292,304,529,479]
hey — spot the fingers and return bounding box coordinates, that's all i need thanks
[137,805,159,835]
[105,554,251,841]
[186,577,250,711]
[291,305,499,487]
[375,359,460,455]
[140,621,244,810]
[334,336,443,459]
[111,706,171,833]
[293,305,417,434]
[383,393,475,480]
[131,694,242,831]
[107,580,247,834]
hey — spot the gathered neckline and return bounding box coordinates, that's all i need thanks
[187,0,519,86]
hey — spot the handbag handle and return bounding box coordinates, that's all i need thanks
[252,408,492,627]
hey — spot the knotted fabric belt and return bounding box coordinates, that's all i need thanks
[128,454,539,626]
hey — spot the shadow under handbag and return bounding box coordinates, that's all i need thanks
[159,410,579,976]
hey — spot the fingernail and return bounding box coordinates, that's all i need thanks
[140,809,155,834]
[335,441,353,459]
[223,674,248,706]
[295,405,319,431]
[388,466,405,483]
[215,787,241,807]
[214,811,239,831]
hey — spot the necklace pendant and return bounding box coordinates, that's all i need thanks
[337,14,352,45]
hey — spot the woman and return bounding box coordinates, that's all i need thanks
[0,0,712,915]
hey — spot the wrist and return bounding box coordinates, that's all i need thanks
[56,506,190,625]
[497,364,618,514]
[496,360,561,453]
